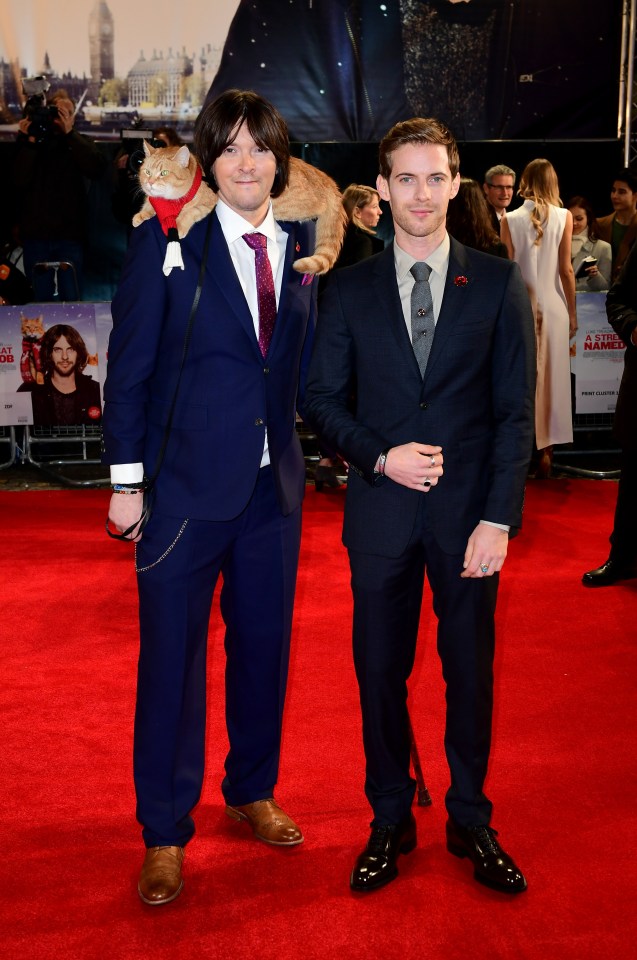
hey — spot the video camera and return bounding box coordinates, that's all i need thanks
[22,76,59,143]
[120,128,167,175]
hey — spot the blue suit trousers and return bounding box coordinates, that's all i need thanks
[133,466,301,848]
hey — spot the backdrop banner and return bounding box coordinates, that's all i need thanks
[208,0,624,142]
[0,0,624,142]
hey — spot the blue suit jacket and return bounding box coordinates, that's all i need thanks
[305,238,536,557]
[102,210,317,520]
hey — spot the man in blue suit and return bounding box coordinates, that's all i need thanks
[102,90,320,906]
[305,117,535,895]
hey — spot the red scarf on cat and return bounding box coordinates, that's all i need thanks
[148,166,203,235]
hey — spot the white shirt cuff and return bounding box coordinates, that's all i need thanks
[110,463,144,484]
[480,519,510,533]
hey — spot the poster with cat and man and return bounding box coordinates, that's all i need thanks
[0,302,110,427]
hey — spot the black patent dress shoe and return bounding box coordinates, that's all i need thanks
[350,813,417,892]
[446,820,527,894]
[582,558,636,587]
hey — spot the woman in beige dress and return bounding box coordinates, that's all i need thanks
[501,159,577,477]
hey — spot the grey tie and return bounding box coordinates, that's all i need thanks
[410,262,435,377]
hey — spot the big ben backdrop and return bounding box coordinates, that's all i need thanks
[88,1,114,102]
[0,0,237,131]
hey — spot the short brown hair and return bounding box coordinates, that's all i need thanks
[379,117,460,181]
[194,89,290,198]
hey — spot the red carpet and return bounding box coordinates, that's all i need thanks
[1,479,635,959]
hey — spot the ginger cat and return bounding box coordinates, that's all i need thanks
[133,142,216,239]
[133,142,346,275]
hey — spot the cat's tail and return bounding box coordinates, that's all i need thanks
[293,187,348,275]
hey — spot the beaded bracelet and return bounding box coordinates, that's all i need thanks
[112,482,146,494]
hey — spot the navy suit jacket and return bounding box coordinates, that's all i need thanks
[305,238,536,557]
[102,210,317,520]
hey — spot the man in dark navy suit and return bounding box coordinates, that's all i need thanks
[582,241,637,586]
[305,117,535,894]
[102,90,320,906]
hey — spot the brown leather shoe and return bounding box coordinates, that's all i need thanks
[225,798,304,846]
[138,845,185,905]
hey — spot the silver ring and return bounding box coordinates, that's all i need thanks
[429,455,436,467]
[423,479,431,488]
[480,563,489,574]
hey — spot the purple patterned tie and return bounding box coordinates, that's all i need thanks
[243,232,277,357]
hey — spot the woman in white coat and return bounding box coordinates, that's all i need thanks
[501,159,577,477]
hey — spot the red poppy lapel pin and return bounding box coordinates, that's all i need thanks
[454,275,469,287]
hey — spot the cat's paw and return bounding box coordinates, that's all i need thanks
[132,206,155,227]
[293,252,333,276]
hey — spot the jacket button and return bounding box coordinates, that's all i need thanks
[255,417,264,426]
[419,401,429,410]
[264,367,270,374]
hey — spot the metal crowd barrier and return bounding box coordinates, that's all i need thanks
[552,412,620,479]
[0,426,18,470]
[22,423,109,487]
[2,418,619,487]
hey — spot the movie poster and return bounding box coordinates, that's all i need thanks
[0,302,107,426]
[574,293,625,415]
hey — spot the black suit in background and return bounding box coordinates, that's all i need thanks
[604,242,637,566]
[486,203,501,236]
[335,223,384,270]
[305,237,535,828]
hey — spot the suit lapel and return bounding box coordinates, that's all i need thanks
[371,247,417,364]
[268,220,296,358]
[207,211,262,357]
[423,238,471,383]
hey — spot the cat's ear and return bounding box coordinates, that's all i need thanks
[174,145,192,168]
[143,139,154,157]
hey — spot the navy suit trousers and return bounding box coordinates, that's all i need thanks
[133,466,301,848]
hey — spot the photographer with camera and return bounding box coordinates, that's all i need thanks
[12,80,106,302]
